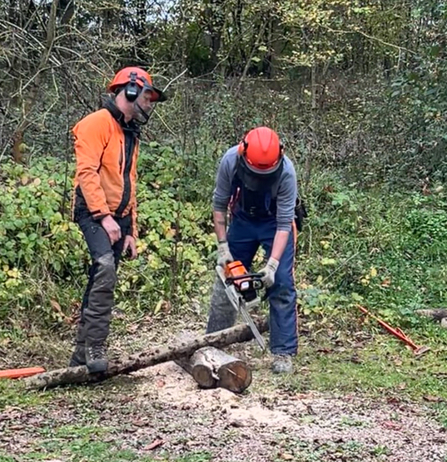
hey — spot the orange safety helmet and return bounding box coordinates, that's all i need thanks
[108,66,167,103]
[237,127,283,174]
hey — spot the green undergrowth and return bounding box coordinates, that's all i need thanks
[2,144,447,337]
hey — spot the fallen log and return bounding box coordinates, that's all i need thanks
[24,318,268,390]
[415,309,447,322]
[175,346,252,393]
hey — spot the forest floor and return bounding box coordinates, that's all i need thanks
[1,313,447,462]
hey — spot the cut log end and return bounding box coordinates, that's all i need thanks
[192,364,217,389]
[218,360,252,394]
[175,345,253,393]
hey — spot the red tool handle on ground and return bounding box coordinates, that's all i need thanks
[0,367,46,380]
[356,305,429,355]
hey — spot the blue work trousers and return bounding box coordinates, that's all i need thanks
[206,213,298,355]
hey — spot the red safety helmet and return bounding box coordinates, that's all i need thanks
[238,127,283,174]
[108,66,167,103]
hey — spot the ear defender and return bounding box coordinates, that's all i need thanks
[238,138,248,156]
[124,71,140,102]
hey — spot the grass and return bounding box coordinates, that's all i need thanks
[255,328,447,401]
[0,447,213,462]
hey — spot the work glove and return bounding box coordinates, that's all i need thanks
[259,257,280,288]
[217,241,234,267]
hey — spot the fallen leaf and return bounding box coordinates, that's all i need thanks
[143,439,164,451]
[423,395,443,403]
[50,300,64,316]
[316,348,333,354]
[33,178,41,186]
[294,393,313,400]
[280,453,294,460]
[131,419,147,427]
[381,421,402,431]
[126,324,139,334]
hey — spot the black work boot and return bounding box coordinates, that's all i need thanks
[85,341,108,373]
[69,343,86,367]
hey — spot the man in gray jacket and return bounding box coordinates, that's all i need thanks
[206,126,298,373]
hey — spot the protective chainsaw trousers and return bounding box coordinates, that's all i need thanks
[74,213,131,345]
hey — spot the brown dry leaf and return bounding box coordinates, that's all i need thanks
[423,395,442,403]
[126,324,139,334]
[21,175,29,185]
[143,439,164,451]
[131,418,147,427]
[381,278,391,287]
[381,420,402,431]
[316,347,333,354]
[33,178,41,186]
[280,453,294,460]
[293,393,313,400]
[51,299,63,313]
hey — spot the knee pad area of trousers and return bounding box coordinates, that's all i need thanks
[95,253,117,287]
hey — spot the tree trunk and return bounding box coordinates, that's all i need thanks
[24,318,269,390]
[175,346,252,393]
[415,309,447,321]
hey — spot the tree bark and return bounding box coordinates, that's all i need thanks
[415,309,447,321]
[24,318,269,390]
[175,346,252,393]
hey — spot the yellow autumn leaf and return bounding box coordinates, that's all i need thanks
[370,267,377,278]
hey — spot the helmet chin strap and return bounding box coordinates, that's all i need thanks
[133,101,150,125]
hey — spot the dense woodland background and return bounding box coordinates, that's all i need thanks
[1,1,447,334]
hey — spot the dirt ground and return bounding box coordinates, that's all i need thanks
[1,357,446,462]
[1,315,446,462]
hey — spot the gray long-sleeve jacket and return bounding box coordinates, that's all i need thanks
[212,146,297,231]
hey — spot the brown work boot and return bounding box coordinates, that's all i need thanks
[85,341,108,373]
[271,354,293,374]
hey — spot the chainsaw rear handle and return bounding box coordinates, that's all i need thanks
[226,272,264,282]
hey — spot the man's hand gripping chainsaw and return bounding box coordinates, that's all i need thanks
[216,261,266,350]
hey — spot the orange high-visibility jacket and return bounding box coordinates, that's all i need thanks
[72,107,139,238]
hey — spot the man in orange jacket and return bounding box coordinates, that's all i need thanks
[69,67,167,373]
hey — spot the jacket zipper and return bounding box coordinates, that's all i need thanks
[115,131,135,218]
[119,143,124,174]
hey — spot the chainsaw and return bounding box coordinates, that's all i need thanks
[216,260,266,350]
